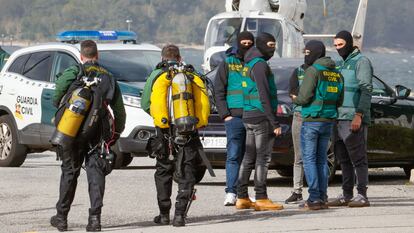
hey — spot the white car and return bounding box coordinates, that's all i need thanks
[0,31,160,168]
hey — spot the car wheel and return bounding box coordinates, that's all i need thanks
[122,154,133,167]
[403,166,413,178]
[173,166,207,184]
[113,152,133,169]
[276,167,293,177]
[0,115,27,167]
[327,148,337,182]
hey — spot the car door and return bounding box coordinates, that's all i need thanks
[40,51,79,144]
[368,76,414,164]
[6,51,54,145]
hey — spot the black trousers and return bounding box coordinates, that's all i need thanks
[333,121,369,199]
[55,143,106,217]
[154,131,203,216]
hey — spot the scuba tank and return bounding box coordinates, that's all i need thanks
[150,64,210,133]
[170,70,198,135]
[50,77,100,147]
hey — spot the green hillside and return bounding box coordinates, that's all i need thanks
[0,0,412,49]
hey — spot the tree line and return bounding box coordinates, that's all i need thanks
[0,0,412,50]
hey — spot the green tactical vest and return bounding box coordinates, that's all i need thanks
[337,51,366,120]
[292,66,305,112]
[301,64,343,119]
[0,50,9,70]
[225,56,244,109]
[241,57,278,112]
[141,68,164,114]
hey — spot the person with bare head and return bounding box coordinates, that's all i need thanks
[51,40,126,232]
[141,44,211,227]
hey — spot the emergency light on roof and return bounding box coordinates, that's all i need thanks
[56,30,137,44]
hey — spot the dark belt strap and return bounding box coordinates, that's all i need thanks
[198,147,216,177]
[172,92,193,101]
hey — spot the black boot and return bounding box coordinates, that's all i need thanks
[86,215,101,232]
[172,214,185,227]
[154,213,170,225]
[50,215,68,232]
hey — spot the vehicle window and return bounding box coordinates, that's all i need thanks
[205,18,243,49]
[372,77,392,97]
[8,54,30,74]
[23,52,53,82]
[99,50,160,82]
[244,18,283,57]
[51,52,78,82]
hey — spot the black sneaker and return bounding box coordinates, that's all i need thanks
[50,215,68,232]
[154,214,170,225]
[285,192,303,204]
[348,194,370,208]
[327,194,351,207]
[172,215,185,227]
[86,215,101,232]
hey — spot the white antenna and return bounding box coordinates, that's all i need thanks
[352,0,368,49]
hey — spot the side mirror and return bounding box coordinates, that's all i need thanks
[395,85,411,99]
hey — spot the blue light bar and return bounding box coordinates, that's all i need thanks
[56,30,137,43]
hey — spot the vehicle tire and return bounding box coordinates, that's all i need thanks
[0,115,27,167]
[122,154,133,167]
[327,148,337,182]
[113,152,133,169]
[276,167,293,177]
[403,166,413,178]
[173,166,207,184]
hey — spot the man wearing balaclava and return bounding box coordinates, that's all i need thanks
[235,32,283,211]
[0,46,10,69]
[293,40,344,210]
[328,30,373,208]
[214,31,254,206]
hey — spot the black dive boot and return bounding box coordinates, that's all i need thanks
[50,215,68,232]
[172,214,185,227]
[154,213,170,225]
[86,215,101,232]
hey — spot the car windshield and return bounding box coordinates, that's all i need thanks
[205,18,243,50]
[99,50,160,82]
[244,18,283,57]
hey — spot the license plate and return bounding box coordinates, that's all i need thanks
[200,137,227,148]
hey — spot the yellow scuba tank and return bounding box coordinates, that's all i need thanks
[149,65,210,132]
[50,87,92,147]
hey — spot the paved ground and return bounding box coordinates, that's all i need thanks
[1,152,414,233]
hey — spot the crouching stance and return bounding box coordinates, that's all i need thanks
[141,44,214,227]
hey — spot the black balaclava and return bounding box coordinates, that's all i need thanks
[237,31,254,58]
[304,40,326,66]
[335,30,354,60]
[256,32,276,61]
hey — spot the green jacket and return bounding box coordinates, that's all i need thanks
[54,64,126,133]
[141,68,164,114]
[0,48,10,70]
[225,55,244,109]
[294,57,344,122]
[337,49,373,124]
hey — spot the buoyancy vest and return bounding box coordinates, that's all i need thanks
[241,57,278,112]
[225,55,244,109]
[337,52,365,120]
[293,66,305,112]
[149,65,210,132]
[301,64,343,119]
[141,68,164,114]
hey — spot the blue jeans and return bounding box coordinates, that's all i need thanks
[301,121,333,202]
[224,117,246,194]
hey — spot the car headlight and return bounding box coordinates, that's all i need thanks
[123,95,141,108]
